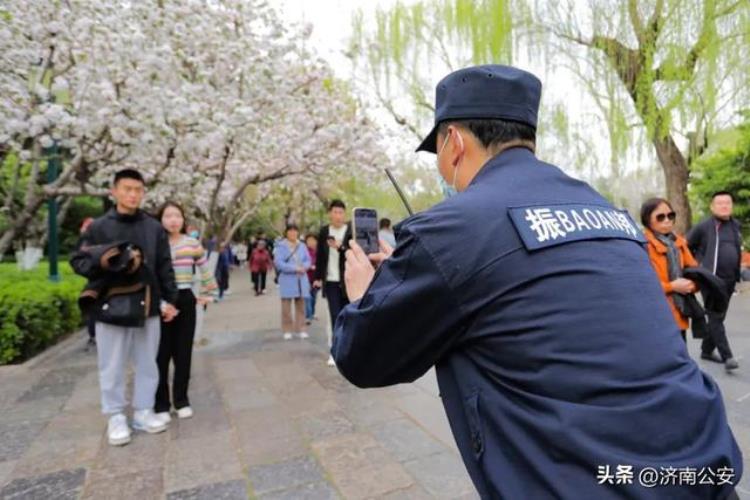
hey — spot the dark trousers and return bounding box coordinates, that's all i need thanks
[252,271,267,294]
[217,266,229,298]
[324,281,349,330]
[701,281,735,361]
[305,286,319,319]
[155,289,197,412]
[87,315,96,340]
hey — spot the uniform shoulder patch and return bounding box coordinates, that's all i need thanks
[508,203,646,251]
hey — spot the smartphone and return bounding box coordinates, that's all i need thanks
[352,208,380,255]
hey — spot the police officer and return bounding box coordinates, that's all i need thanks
[331,65,742,499]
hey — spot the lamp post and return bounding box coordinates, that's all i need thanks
[47,141,60,282]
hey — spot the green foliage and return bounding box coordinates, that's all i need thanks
[0,263,84,364]
[353,0,750,233]
[59,196,105,254]
[238,163,443,240]
[690,116,750,242]
[352,0,514,126]
[331,168,442,225]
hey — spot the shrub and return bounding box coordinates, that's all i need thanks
[0,263,85,364]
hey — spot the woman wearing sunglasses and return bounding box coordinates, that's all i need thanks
[641,198,699,342]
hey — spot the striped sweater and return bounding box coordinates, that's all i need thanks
[170,235,218,298]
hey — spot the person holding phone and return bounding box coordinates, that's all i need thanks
[314,200,352,366]
[332,65,742,498]
[275,224,311,340]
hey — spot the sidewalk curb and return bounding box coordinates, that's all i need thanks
[21,328,87,370]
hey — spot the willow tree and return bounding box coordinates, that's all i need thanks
[690,113,750,237]
[351,0,750,233]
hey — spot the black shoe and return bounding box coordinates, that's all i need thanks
[84,337,96,352]
[725,358,739,372]
[700,352,723,363]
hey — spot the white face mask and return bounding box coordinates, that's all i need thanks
[437,131,459,199]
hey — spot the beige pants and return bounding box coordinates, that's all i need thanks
[281,298,305,333]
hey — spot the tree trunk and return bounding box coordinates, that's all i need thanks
[0,153,45,260]
[652,136,692,234]
[0,193,46,260]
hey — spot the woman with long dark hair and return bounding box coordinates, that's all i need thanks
[640,197,698,342]
[155,201,218,421]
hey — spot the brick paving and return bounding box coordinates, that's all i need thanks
[1,270,748,498]
[0,269,476,499]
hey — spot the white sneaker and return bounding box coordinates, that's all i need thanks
[155,411,171,424]
[299,331,309,339]
[176,406,194,419]
[283,332,293,340]
[107,413,131,446]
[327,355,336,367]
[132,409,168,434]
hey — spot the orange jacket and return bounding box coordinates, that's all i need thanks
[644,228,699,330]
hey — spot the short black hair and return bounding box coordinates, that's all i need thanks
[640,197,673,228]
[329,199,346,211]
[712,191,734,201]
[379,218,391,230]
[285,223,299,234]
[114,168,145,185]
[438,118,536,151]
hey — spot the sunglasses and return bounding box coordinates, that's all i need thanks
[654,211,676,222]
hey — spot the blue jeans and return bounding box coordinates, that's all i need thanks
[305,287,319,319]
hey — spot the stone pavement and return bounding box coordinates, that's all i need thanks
[0,269,476,499]
[0,270,749,499]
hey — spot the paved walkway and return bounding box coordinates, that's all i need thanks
[0,269,476,499]
[0,270,749,498]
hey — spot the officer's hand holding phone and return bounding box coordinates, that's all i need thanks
[344,240,376,302]
[369,239,394,266]
[344,239,394,302]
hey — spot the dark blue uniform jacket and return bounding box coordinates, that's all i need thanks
[332,148,742,499]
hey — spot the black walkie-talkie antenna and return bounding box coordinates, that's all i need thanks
[385,168,414,217]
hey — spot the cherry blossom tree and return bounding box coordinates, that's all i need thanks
[0,0,386,257]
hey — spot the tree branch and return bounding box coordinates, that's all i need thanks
[207,142,233,222]
[627,0,644,43]
[644,0,665,45]
[653,0,741,82]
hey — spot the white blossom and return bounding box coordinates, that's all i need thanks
[0,0,388,240]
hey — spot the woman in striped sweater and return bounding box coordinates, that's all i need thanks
[154,201,218,422]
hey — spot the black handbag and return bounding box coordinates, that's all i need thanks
[98,282,151,327]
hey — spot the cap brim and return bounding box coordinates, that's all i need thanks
[415,125,438,153]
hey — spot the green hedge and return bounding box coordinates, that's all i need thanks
[0,263,85,365]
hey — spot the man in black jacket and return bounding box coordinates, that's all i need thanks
[74,169,179,446]
[688,191,743,371]
[313,200,352,366]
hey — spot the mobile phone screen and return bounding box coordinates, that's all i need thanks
[353,208,379,255]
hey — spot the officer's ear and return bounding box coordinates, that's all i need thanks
[451,127,465,167]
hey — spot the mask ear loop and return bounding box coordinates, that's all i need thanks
[451,132,464,190]
[438,129,451,155]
